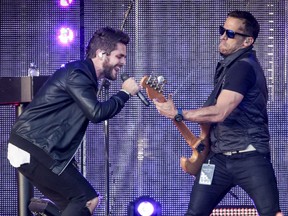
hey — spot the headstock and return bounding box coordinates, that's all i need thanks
[140,74,167,103]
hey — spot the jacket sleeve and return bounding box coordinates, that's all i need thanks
[66,69,130,123]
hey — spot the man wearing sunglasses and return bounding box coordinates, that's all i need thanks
[153,10,283,216]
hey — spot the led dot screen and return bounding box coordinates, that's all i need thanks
[1,1,287,215]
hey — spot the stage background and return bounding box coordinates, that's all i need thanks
[0,0,287,215]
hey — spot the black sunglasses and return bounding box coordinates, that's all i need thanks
[219,25,251,39]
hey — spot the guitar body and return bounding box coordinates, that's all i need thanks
[179,123,210,175]
[141,75,210,176]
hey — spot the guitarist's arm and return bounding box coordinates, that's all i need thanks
[154,89,243,124]
[183,89,243,123]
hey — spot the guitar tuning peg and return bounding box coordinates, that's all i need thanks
[146,74,167,92]
[146,74,155,85]
[157,76,166,84]
[149,74,158,87]
[146,75,152,84]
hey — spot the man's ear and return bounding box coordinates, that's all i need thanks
[98,52,104,58]
[96,50,106,59]
[244,37,254,46]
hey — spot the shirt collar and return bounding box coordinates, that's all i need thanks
[221,45,253,67]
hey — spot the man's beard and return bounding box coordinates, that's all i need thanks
[103,61,117,81]
[219,52,226,57]
[219,43,228,57]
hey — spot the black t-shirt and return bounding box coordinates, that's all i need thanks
[223,61,256,96]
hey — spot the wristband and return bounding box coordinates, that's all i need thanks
[174,108,184,122]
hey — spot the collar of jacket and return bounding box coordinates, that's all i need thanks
[85,58,98,83]
[221,45,254,68]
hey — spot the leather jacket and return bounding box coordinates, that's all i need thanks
[9,58,130,175]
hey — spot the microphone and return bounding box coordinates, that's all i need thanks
[121,73,150,107]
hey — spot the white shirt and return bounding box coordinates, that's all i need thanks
[7,143,30,167]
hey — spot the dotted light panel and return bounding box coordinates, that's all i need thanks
[0,1,81,77]
[83,1,287,215]
[211,206,258,216]
[0,0,81,215]
[0,106,17,215]
[0,1,287,216]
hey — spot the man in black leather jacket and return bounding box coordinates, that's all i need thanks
[8,27,140,216]
[153,11,282,216]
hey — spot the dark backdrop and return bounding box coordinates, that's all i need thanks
[1,1,287,215]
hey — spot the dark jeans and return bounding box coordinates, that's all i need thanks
[18,156,98,216]
[185,151,281,216]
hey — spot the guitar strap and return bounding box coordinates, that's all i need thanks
[204,47,255,107]
[203,63,227,107]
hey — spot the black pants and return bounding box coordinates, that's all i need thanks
[185,152,281,216]
[18,157,98,216]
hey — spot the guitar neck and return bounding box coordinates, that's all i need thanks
[140,75,208,148]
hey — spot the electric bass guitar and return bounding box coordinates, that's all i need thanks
[140,75,210,176]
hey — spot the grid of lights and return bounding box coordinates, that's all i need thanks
[59,0,73,7]
[57,0,74,45]
[211,206,258,216]
[128,196,161,216]
[58,27,74,45]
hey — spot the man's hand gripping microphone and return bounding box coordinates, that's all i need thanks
[121,73,150,107]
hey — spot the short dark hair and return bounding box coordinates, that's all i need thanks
[228,10,260,42]
[86,26,130,58]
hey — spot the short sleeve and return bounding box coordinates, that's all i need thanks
[223,61,256,96]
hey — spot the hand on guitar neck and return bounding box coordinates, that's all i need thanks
[140,75,210,176]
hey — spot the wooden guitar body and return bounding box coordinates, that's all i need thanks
[179,123,210,175]
[141,75,210,176]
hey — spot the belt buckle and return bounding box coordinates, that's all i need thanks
[223,145,256,156]
[223,151,238,156]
